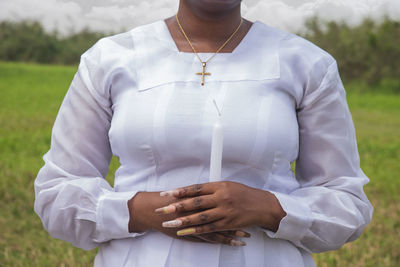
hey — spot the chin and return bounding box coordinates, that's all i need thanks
[187,0,242,15]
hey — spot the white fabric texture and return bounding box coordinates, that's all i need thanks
[34,20,373,267]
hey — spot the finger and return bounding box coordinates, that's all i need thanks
[196,233,246,246]
[162,209,221,228]
[222,230,251,238]
[177,219,228,236]
[155,195,216,214]
[160,183,215,198]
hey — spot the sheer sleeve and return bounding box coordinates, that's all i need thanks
[34,42,144,250]
[262,60,373,253]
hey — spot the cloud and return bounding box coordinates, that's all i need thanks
[0,0,398,35]
[0,0,178,34]
[243,0,398,34]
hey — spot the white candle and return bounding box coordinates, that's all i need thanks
[209,100,223,182]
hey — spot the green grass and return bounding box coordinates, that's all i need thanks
[1,61,399,266]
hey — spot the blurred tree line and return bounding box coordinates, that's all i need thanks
[0,21,104,65]
[303,18,400,93]
[0,18,399,92]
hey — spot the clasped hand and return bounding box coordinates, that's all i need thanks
[155,181,285,246]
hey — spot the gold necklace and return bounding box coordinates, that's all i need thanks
[175,13,243,86]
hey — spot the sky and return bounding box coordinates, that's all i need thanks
[1,0,399,35]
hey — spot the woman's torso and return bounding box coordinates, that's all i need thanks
[93,19,322,267]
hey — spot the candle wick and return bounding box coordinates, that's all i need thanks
[213,99,222,117]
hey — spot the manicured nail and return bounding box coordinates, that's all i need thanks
[160,190,174,197]
[230,240,246,246]
[162,219,182,228]
[177,228,196,236]
[154,205,176,214]
[235,230,251,238]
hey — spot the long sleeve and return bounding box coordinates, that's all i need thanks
[263,60,373,253]
[34,42,144,250]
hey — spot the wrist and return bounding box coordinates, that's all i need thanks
[257,191,287,232]
[128,192,150,233]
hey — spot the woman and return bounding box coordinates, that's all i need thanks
[34,0,373,266]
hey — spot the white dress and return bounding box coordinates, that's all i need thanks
[34,19,373,267]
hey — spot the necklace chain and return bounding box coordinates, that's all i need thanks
[175,13,243,85]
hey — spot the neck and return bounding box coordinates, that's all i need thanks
[177,0,242,42]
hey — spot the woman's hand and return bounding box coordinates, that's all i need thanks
[155,181,287,236]
[128,191,251,246]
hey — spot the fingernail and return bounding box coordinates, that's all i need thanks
[154,205,176,214]
[177,228,196,236]
[160,190,174,197]
[160,190,180,197]
[162,219,182,227]
[230,240,246,246]
[235,230,251,238]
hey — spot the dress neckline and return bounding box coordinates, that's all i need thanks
[133,19,281,90]
[159,19,260,56]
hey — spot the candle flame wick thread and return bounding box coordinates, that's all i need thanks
[213,99,222,117]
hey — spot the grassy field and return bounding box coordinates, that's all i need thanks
[0,61,399,266]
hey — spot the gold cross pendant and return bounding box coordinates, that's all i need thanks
[196,62,211,86]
